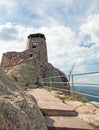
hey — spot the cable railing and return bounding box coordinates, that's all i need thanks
[42,86,99,99]
[41,81,99,86]
[40,71,99,100]
[40,71,99,79]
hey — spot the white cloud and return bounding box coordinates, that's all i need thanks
[80,14,99,45]
[0,0,18,15]
[19,0,99,29]
[79,14,99,64]
[0,0,98,30]
[0,0,17,8]
[0,15,99,74]
[0,23,85,73]
[0,0,99,81]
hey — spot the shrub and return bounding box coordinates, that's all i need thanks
[56,91,88,102]
[44,86,52,92]
[56,90,63,95]
[81,97,88,103]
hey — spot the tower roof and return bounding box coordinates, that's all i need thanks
[28,33,46,40]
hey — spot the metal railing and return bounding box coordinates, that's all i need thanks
[40,71,99,100]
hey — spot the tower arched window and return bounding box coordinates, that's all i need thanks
[32,42,37,48]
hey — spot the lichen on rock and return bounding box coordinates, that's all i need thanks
[0,67,48,130]
[7,64,38,86]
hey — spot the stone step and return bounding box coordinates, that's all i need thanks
[45,116,93,130]
[27,88,78,116]
[38,99,78,117]
[41,108,78,116]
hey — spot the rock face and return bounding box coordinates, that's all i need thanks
[1,33,69,91]
[7,64,38,86]
[0,67,48,130]
[0,67,22,95]
[7,63,69,91]
[43,63,69,91]
[66,101,99,126]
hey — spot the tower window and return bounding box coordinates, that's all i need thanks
[30,54,33,57]
[32,42,37,48]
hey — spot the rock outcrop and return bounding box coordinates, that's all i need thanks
[66,101,99,126]
[0,67,48,130]
[1,33,69,92]
[6,63,69,94]
[43,63,69,90]
[7,64,38,87]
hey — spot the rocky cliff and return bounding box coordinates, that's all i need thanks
[5,63,69,95]
[1,33,69,92]
[0,67,48,130]
[1,51,69,90]
[66,101,99,126]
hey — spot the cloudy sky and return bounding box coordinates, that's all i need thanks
[0,0,99,78]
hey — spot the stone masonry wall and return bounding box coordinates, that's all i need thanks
[1,50,44,77]
[1,52,21,71]
[26,36,48,66]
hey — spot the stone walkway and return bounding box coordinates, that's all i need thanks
[27,88,74,111]
[27,88,93,130]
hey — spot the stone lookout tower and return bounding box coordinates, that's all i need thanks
[1,33,48,75]
[26,33,48,65]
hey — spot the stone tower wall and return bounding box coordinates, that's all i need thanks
[1,52,21,71]
[1,34,48,75]
[26,34,48,66]
[1,50,44,77]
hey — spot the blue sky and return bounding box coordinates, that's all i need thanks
[0,0,99,83]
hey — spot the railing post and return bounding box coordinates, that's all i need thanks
[71,75,74,97]
[50,77,52,87]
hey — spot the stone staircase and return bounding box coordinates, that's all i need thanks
[40,105,93,130]
[43,109,93,130]
[27,88,93,130]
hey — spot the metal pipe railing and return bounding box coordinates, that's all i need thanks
[40,71,99,99]
[42,86,99,99]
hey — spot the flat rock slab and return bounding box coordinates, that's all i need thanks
[45,116,93,130]
[27,88,74,111]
